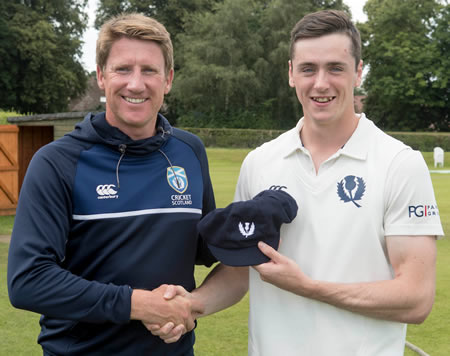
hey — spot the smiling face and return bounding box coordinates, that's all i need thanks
[289,33,362,129]
[97,37,174,140]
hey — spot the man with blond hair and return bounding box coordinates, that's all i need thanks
[7,13,243,355]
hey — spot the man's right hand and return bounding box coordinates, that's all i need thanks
[130,285,201,334]
[143,284,205,343]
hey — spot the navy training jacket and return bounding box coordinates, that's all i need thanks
[7,112,216,355]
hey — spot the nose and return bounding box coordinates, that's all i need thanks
[127,70,145,92]
[313,70,329,91]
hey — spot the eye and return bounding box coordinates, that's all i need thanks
[330,66,344,72]
[142,68,156,75]
[116,67,131,74]
[300,67,315,75]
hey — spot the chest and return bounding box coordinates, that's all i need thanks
[72,144,204,216]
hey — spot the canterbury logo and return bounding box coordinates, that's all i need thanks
[96,184,117,196]
[239,222,255,238]
[269,185,287,191]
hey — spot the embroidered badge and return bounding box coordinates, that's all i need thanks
[239,222,255,238]
[337,175,366,208]
[167,166,188,194]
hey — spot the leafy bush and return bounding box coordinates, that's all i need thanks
[182,127,285,148]
[389,132,450,151]
[181,126,450,151]
[0,111,19,125]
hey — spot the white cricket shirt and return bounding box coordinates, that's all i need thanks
[234,114,443,356]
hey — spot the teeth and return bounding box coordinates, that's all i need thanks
[313,97,333,103]
[124,97,146,104]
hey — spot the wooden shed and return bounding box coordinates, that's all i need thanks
[1,112,91,215]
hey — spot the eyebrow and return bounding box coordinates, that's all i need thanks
[327,61,348,67]
[295,61,348,70]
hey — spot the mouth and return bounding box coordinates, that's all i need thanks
[311,96,335,103]
[123,96,147,104]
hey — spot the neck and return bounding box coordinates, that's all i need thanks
[104,114,158,140]
[301,113,360,173]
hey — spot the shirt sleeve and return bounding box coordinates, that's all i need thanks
[383,149,444,238]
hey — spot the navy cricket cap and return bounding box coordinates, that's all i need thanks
[198,189,298,266]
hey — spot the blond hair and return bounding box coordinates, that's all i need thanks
[96,13,173,76]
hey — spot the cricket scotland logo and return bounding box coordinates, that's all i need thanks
[167,166,188,194]
[337,175,366,208]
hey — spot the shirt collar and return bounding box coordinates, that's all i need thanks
[282,113,371,161]
[281,119,305,158]
[339,113,370,161]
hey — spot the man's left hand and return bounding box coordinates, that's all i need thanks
[253,241,312,296]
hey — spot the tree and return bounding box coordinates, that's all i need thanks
[172,0,267,128]
[361,0,449,131]
[0,0,88,114]
[94,0,220,38]
[172,0,349,129]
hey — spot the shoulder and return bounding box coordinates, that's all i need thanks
[243,127,295,166]
[171,128,206,153]
[362,116,408,152]
[33,134,92,165]
[170,128,209,166]
[358,116,413,168]
[25,134,94,190]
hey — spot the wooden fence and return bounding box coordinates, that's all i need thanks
[0,126,19,215]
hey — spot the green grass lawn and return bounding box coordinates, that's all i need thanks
[0,148,449,355]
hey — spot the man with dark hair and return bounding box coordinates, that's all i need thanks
[234,9,442,355]
[7,13,248,355]
[155,9,443,356]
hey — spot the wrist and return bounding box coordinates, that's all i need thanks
[191,289,206,318]
[130,289,151,321]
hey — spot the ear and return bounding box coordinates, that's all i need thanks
[96,64,105,90]
[288,60,295,88]
[355,60,363,87]
[164,68,174,95]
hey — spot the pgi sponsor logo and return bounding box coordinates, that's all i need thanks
[96,184,118,199]
[167,166,188,194]
[408,204,440,218]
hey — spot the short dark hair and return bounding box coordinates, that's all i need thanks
[290,10,361,69]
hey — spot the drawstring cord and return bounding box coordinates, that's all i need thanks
[116,144,126,188]
[158,149,182,188]
[115,125,172,189]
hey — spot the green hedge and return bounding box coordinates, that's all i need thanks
[388,132,450,152]
[182,127,286,149]
[182,127,450,151]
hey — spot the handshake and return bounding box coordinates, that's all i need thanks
[131,284,203,343]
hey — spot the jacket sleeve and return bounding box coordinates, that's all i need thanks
[7,143,132,324]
